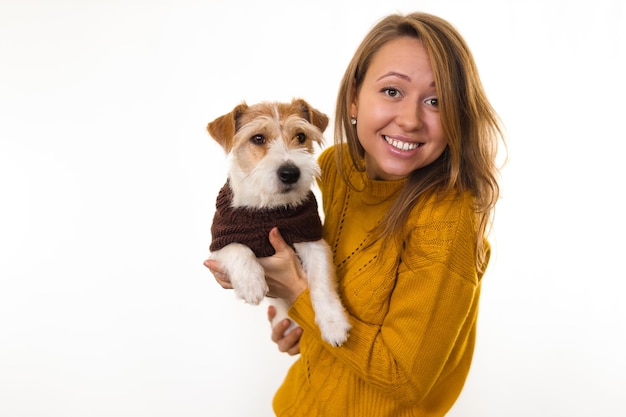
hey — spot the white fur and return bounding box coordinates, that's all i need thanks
[229,139,320,209]
[209,103,350,346]
[210,243,267,305]
[294,240,350,346]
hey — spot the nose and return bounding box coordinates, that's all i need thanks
[397,101,423,130]
[278,164,300,184]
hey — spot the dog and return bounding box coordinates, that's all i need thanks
[206,98,350,347]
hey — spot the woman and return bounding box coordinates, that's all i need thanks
[207,11,504,416]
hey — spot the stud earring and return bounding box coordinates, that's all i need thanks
[350,116,357,125]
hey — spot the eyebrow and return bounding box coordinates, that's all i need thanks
[377,71,436,88]
[377,71,411,82]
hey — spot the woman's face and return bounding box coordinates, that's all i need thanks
[351,36,448,181]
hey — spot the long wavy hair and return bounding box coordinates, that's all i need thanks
[334,12,505,273]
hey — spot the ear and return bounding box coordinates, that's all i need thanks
[350,100,358,121]
[207,102,248,153]
[350,80,359,121]
[292,98,329,133]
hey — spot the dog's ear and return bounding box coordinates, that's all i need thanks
[207,102,248,153]
[292,98,329,133]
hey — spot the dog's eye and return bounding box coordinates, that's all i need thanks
[250,134,266,145]
[295,132,306,144]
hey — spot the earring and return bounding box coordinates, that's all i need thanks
[350,116,357,125]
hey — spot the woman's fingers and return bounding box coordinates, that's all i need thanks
[267,227,290,252]
[267,304,277,322]
[268,305,302,356]
[203,259,233,289]
[274,324,302,356]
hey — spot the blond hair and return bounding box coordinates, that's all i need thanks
[334,12,505,273]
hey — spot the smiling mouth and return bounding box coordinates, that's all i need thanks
[384,135,423,151]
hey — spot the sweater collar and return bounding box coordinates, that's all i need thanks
[350,169,406,204]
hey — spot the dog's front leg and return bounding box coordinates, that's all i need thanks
[210,243,268,305]
[294,240,351,346]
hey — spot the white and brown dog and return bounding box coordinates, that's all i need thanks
[207,98,350,347]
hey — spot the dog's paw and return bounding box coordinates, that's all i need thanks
[317,310,351,347]
[217,244,268,305]
[234,275,268,306]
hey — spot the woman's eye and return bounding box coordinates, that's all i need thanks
[426,98,439,107]
[295,132,306,144]
[383,87,401,98]
[250,134,266,145]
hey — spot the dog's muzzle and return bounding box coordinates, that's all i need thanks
[278,163,300,185]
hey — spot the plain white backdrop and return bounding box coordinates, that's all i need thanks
[1,0,625,415]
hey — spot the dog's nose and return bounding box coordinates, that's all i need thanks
[278,164,300,184]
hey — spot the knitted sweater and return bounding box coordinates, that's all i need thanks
[210,182,323,257]
[273,145,488,417]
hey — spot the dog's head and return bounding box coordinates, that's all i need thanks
[207,98,329,209]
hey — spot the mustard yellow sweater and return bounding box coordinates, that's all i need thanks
[273,146,488,416]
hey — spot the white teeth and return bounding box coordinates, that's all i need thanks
[384,135,420,151]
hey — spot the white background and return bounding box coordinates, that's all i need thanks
[1,0,625,415]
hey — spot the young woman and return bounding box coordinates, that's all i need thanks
[207,11,504,416]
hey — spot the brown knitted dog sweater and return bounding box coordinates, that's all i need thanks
[210,182,323,257]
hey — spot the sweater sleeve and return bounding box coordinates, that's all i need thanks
[288,191,483,406]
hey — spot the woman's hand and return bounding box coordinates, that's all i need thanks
[204,228,308,303]
[204,258,232,289]
[258,227,308,304]
[268,305,302,356]
[205,228,305,355]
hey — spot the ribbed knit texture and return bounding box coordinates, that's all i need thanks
[210,182,323,257]
[272,145,488,416]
